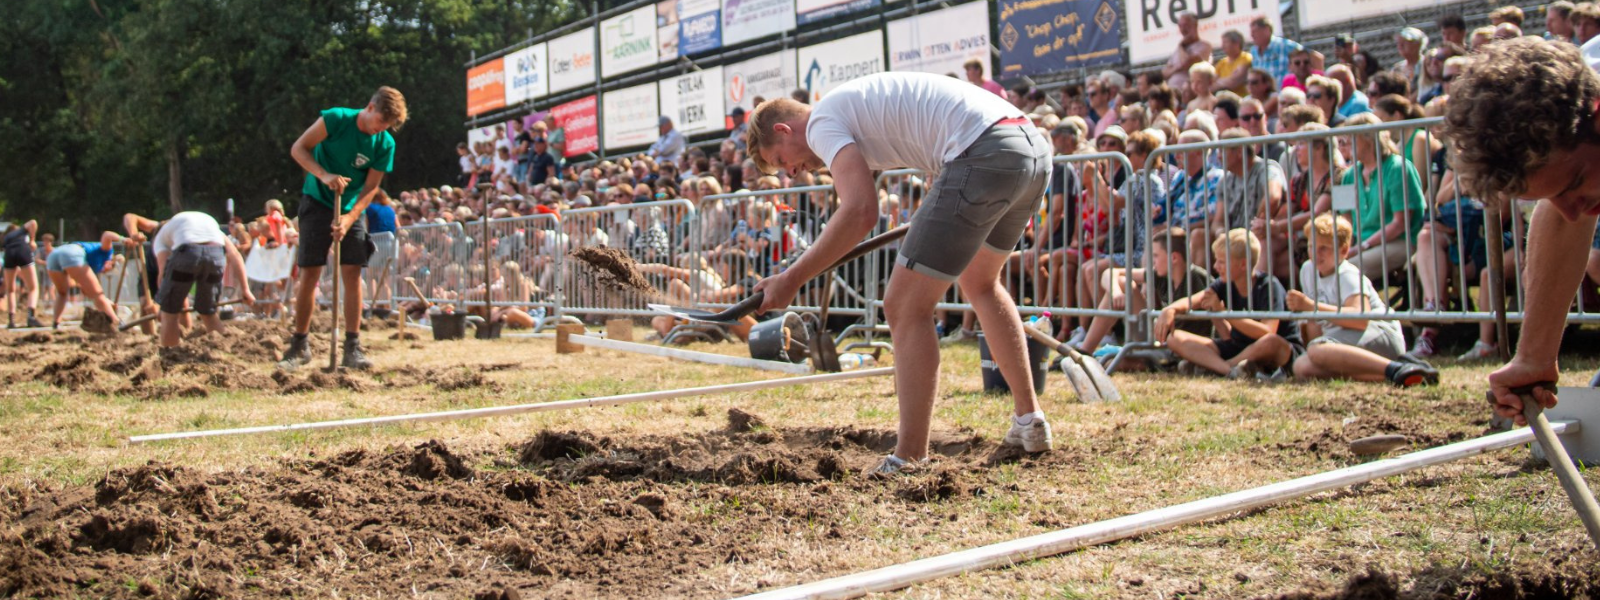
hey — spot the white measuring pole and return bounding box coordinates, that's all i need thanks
[736,421,1579,600]
[128,367,892,444]
[570,335,814,375]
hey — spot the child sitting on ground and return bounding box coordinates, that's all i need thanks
[1287,214,1439,386]
[1077,227,1212,353]
[1156,228,1302,380]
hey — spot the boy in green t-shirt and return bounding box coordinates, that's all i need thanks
[278,86,408,371]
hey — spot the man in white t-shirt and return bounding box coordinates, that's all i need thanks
[746,72,1052,474]
[151,211,253,350]
[1286,214,1435,386]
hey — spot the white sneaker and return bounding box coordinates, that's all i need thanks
[1458,340,1499,362]
[1003,417,1053,453]
[1410,330,1438,358]
[939,328,976,345]
[1064,327,1087,347]
[869,454,928,476]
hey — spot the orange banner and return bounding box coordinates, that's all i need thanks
[466,58,506,117]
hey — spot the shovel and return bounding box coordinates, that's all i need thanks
[1022,322,1121,403]
[648,225,908,323]
[118,299,247,332]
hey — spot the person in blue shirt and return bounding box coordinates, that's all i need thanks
[44,231,131,329]
[366,189,399,317]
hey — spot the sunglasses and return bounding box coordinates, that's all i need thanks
[1307,92,1326,100]
[1097,139,1121,148]
[1291,59,1308,65]
[1241,114,1264,121]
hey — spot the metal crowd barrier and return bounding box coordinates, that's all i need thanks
[558,199,696,318]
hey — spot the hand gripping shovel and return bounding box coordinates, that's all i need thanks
[648,225,908,323]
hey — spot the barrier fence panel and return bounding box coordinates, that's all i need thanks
[482,214,562,321]
[558,199,697,318]
[1132,117,1585,360]
[394,221,473,314]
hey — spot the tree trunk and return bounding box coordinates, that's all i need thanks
[166,138,183,214]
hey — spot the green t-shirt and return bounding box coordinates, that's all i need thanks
[301,107,396,212]
[1339,154,1426,241]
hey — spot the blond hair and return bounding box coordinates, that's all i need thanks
[1211,228,1260,263]
[1188,61,1217,81]
[1303,213,1353,250]
[1280,103,1326,128]
[264,198,285,214]
[1305,75,1343,105]
[371,86,409,131]
[1343,112,1400,158]
[746,97,810,174]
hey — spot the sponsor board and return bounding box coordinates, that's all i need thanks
[679,0,722,56]
[887,2,992,76]
[602,5,660,78]
[659,66,726,135]
[796,30,885,102]
[467,58,506,117]
[796,0,880,25]
[504,43,548,105]
[997,0,1122,77]
[553,95,599,157]
[721,0,796,46]
[723,49,796,115]
[1125,0,1279,65]
[548,29,597,94]
[602,83,660,150]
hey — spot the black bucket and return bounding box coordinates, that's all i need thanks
[747,312,807,363]
[472,317,503,340]
[431,312,467,341]
[977,332,1048,394]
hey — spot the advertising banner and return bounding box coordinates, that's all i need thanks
[659,66,726,135]
[548,29,597,94]
[997,0,1122,78]
[797,30,885,103]
[887,2,992,76]
[679,0,723,57]
[723,49,796,115]
[602,5,660,79]
[1300,0,1462,29]
[466,58,506,117]
[797,0,881,26]
[602,83,660,151]
[553,95,599,157]
[504,43,549,105]
[721,0,796,46]
[658,0,680,63]
[1125,0,1279,65]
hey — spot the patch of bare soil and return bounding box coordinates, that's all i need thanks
[1260,562,1600,599]
[0,409,1591,599]
[1286,415,1473,459]
[568,246,654,294]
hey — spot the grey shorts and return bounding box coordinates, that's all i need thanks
[45,244,86,272]
[1308,320,1406,360]
[897,123,1052,281]
[158,244,226,315]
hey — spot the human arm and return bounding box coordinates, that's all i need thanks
[123,213,160,243]
[1488,203,1597,425]
[1286,289,1373,330]
[290,117,349,198]
[753,145,878,312]
[223,238,256,305]
[334,173,386,242]
[1213,56,1250,92]
[1154,288,1209,343]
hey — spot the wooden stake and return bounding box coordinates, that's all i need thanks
[605,319,633,342]
[555,323,585,354]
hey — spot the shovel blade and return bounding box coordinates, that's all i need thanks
[647,303,743,324]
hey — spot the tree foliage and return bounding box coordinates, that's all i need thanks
[0,0,577,236]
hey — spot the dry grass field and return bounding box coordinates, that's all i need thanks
[0,320,1597,599]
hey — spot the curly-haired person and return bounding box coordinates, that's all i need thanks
[1443,37,1600,425]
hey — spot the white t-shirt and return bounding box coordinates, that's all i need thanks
[1583,35,1600,72]
[1298,260,1392,334]
[806,72,1023,173]
[153,211,227,255]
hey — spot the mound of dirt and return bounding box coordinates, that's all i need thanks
[1288,416,1473,458]
[568,246,654,294]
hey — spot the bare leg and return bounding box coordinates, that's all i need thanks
[341,265,364,335]
[159,312,183,347]
[1229,334,1292,370]
[883,263,953,461]
[291,266,323,334]
[66,266,119,325]
[1413,224,1453,307]
[48,271,69,326]
[1293,342,1389,382]
[1167,330,1231,375]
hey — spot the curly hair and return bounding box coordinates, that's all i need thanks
[1443,37,1600,204]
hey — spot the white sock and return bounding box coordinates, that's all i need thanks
[1013,411,1046,426]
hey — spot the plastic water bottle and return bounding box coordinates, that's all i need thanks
[1028,311,1053,338]
[838,353,877,371]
